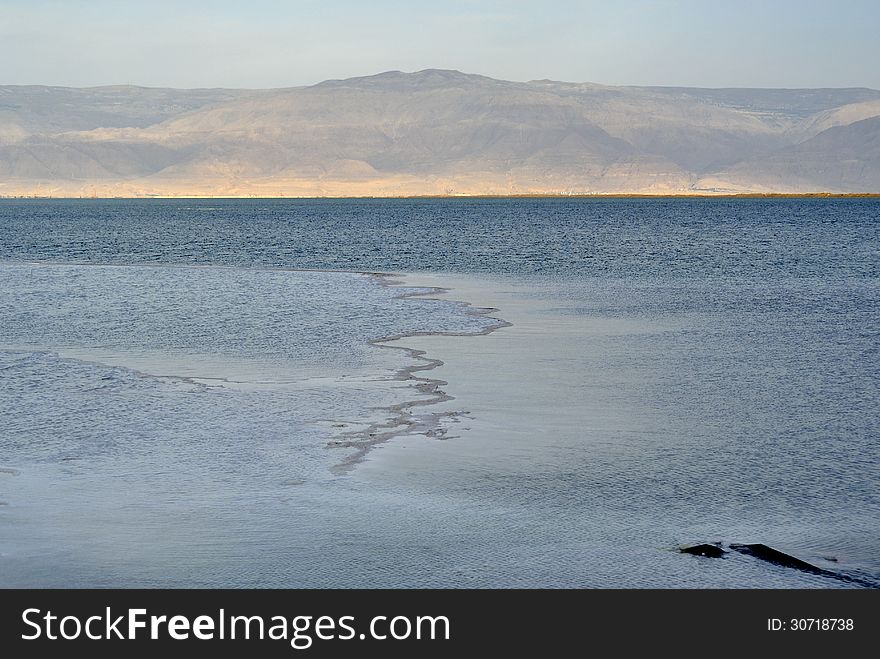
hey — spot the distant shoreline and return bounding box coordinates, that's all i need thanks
[2,192,879,200]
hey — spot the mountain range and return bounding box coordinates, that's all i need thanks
[2,69,879,196]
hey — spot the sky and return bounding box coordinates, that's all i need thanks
[1,0,878,89]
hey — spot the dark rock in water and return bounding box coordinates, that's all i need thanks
[680,543,726,558]
[730,543,880,587]
[729,543,823,573]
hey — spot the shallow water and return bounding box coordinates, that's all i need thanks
[0,198,877,587]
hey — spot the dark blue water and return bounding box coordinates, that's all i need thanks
[0,198,877,588]
[1,198,875,278]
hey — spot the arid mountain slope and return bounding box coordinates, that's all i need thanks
[1,70,878,196]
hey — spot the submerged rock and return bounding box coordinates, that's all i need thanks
[681,541,878,587]
[729,543,824,574]
[680,543,726,558]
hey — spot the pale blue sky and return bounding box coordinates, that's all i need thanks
[1,0,877,89]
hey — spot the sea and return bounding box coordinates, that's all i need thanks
[0,198,877,587]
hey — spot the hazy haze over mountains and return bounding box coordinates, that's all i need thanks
[2,69,879,196]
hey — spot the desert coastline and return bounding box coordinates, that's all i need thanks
[1,2,878,650]
[0,2,876,596]
[3,192,880,199]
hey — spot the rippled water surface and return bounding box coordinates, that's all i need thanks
[0,198,877,587]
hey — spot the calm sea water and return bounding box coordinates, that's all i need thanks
[0,198,877,587]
